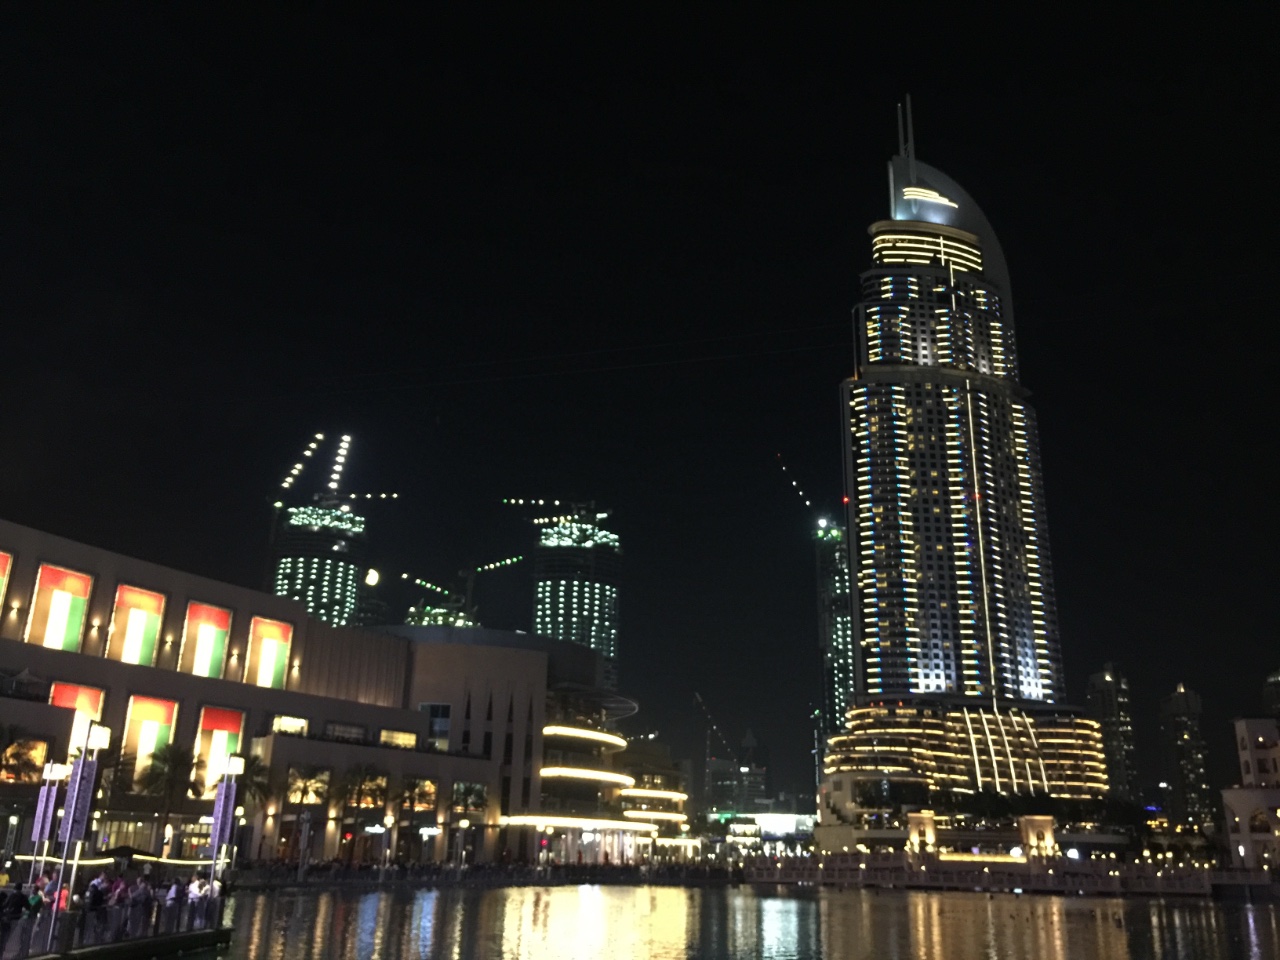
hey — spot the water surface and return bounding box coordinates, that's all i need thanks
[222,885,1280,959]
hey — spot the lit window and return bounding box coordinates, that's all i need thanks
[272,715,308,736]
[379,729,417,750]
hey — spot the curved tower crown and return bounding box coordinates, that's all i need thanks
[842,124,1061,708]
[888,155,1013,314]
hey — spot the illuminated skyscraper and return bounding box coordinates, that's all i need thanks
[842,112,1061,704]
[532,504,621,687]
[819,105,1105,827]
[815,519,854,737]
[270,434,367,626]
[1159,683,1213,830]
[1086,663,1138,801]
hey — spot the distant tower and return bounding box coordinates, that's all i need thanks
[1086,663,1138,801]
[815,519,855,737]
[530,503,621,687]
[1264,669,1280,717]
[270,434,366,626]
[1159,683,1213,830]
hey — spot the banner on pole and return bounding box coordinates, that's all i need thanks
[58,757,97,845]
[31,783,56,844]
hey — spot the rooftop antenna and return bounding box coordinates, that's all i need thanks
[905,94,917,182]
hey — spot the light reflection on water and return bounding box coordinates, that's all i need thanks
[221,885,1280,960]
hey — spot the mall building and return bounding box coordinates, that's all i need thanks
[0,517,655,866]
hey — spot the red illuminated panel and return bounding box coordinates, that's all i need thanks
[196,706,244,798]
[0,552,12,611]
[246,617,293,689]
[124,696,177,785]
[181,602,231,678]
[25,564,93,652]
[108,585,166,666]
[49,682,105,760]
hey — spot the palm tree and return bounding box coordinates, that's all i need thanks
[233,754,272,810]
[286,765,330,808]
[393,779,438,861]
[332,765,388,863]
[135,743,205,854]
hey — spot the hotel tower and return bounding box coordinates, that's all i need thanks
[820,108,1106,821]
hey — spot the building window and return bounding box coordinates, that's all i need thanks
[419,703,451,751]
[25,563,93,652]
[272,715,308,736]
[196,707,245,799]
[106,585,166,666]
[401,778,437,813]
[49,682,105,761]
[287,767,330,805]
[246,617,294,689]
[379,730,417,750]
[123,695,178,789]
[180,602,232,678]
[451,781,487,816]
[0,736,48,783]
[324,722,365,743]
[0,552,12,611]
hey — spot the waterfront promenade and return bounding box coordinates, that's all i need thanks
[226,855,1276,901]
[749,852,1276,899]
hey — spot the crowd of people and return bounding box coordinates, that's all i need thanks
[0,865,223,957]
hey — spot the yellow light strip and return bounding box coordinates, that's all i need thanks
[654,837,702,846]
[13,855,116,866]
[622,809,687,822]
[903,187,958,208]
[500,814,657,832]
[540,766,635,787]
[619,787,688,801]
[541,725,627,749]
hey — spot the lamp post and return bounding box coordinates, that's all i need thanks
[453,818,470,870]
[46,722,110,951]
[379,813,395,882]
[3,813,18,866]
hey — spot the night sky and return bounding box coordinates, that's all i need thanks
[3,10,1275,797]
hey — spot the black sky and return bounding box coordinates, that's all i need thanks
[2,9,1276,796]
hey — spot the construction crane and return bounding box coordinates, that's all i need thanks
[399,555,525,626]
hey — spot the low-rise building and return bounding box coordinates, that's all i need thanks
[0,517,646,866]
[1222,717,1280,870]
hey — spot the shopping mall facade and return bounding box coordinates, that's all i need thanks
[0,517,666,866]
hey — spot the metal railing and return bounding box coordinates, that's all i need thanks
[0,895,224,959]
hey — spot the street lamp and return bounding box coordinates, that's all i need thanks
[454,818,470,869]
[379,813,395,882]
[47,723,111,951]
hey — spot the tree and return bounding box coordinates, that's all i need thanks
[135,743,205,854]
[332,765,388,864]
[286,765,330,808]
[233,754,272,810]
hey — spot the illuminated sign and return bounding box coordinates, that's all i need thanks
[246,617,292,689]
[180,602,231,679]
[196,707,244,799]
[124,696,177,786]
[49,682,105,761]
[108,585,166,666]
[25,564,93,652]
[0,551,12,611]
